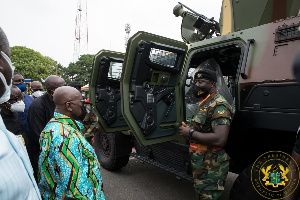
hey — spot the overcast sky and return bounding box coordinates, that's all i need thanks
[0,0,222,67]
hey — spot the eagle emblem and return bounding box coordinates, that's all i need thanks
[196,73,203,78]
[261,164,289,187]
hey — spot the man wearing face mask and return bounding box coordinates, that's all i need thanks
[179,69,233,200]
[68,81,99,145]
[0,85,28,146]
[0,27,41,199]
[30,80,44,99]
[38,86,105,199]
[12,73,34,135]
[27,75,66,180]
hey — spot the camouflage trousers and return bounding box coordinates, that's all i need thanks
[189,148,230,200]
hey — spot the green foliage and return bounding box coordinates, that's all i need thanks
[66,54,94,86]
[10,46,57,82]
[10,46,94,86]
[57,63,71,83]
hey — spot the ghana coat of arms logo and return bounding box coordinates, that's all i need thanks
[251,151,299,200]
[261,164,289,187]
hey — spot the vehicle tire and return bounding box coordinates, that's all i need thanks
[229,164,265,200]
[94,129,131,171]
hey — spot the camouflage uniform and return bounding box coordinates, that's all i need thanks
[189,90,233,200]
[81,103,100,145]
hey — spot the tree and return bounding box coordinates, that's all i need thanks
[10,46,95,86]
[56,63,71,83]
[66,54,94,86]
[10,46,58,82]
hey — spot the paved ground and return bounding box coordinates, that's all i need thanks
[101,157,238,200]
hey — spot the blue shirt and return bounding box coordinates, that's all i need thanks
[18,93,34,134]
[0,116,41,200]
[38,112,105,200]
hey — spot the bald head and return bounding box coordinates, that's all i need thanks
[0,85,22,115]
[45,75,66,90]
[53,86,82,105]
[11,85,21,96]
[31,81,43,90]
[53,86,84,120]
[44,75,66,101]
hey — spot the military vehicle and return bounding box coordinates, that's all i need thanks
[90,0,300,198]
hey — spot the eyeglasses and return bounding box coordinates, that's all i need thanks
[65,99,85,108]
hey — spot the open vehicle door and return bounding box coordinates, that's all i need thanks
[90,50,129,132]
[121,31,188,146]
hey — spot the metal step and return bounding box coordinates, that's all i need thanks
[130,152,193,182]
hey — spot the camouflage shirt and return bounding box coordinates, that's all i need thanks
[189,90,233,197]
[190,90,233,144]
[81,104,100,144]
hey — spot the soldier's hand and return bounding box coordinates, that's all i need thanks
[179,122,190,137]
[182,122,188,127]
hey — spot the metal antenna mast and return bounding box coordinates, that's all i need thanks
[125,23,131,50]
[73,0,88,62]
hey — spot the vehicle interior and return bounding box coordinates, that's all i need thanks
[184,43,242,118]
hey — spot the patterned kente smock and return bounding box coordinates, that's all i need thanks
[189,90,233,199]
[38,112,105,200]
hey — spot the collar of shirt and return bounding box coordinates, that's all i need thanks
[197,90,219,108]
[53,112,84,131]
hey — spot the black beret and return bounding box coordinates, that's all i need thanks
[68,81,82,88]
[194,69,217,82]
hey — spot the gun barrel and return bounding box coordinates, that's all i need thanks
[178,2,217,23]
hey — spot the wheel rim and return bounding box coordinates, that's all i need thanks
[99,131,111,158]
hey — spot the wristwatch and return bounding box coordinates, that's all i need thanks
[189,129,195,139]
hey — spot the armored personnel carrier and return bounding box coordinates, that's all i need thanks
[90,0,300,198]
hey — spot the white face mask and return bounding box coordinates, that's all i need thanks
[0,51,15,104]
[32,90,44,98]
[10,100,25,112]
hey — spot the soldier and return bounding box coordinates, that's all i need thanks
[68,81,82,92]
[67,82,100,145]
[179,69,233,200]
[81,99,100,145]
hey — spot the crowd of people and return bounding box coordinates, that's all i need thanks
[0,27,105,199]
